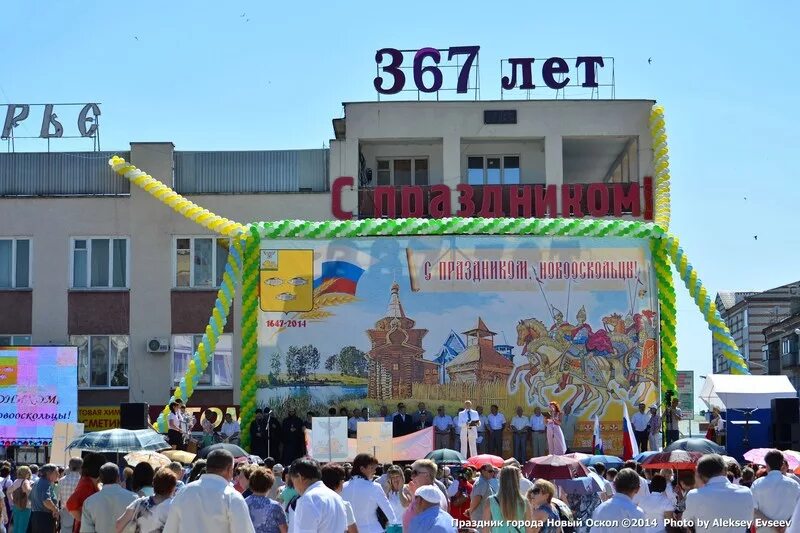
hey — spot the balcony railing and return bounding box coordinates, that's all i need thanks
[782,349,800,369]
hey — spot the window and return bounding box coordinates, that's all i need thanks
[71,238,128,288]
[783,338,798,355]
[0,335,31,346]
[175,237,231,288]
[467,156,520,185]
[0,238,31,289]
[71,335,129,388]
[375,159,429,186]
[172,334,232,388]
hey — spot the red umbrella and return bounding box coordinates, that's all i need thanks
[641,450,703,470]
[466,454,505,470]
[523,455,589,480]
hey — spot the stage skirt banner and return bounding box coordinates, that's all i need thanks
[258,236,660,451]
[307,426,434,462]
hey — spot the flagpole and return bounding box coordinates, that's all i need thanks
[531,266,556,323]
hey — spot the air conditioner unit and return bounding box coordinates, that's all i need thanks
[147,338,170,353]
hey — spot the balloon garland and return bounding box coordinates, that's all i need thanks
[107,103,749,442]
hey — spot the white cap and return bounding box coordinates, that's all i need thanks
[415,485,441,504]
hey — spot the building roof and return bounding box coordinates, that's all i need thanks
[462,317,496,337]
[763,312,800,337]
[386,281,406,318]
[716,291,757,310]
[447,344,514,369]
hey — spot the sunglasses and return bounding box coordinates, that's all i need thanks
[528,488,542,497]
[412,470,430,476]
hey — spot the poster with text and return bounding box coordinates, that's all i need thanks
[357,422,394,463]
[257,236,659,431]
[0,346,78,442]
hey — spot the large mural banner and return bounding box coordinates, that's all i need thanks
[257,236,659,434]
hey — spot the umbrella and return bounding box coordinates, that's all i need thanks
[160,450,196,464]
[564,452,592,461]
[425,449,467,465]
[124,451,172,469]
[554,475,602,495]
[744,449,800,470]
[664,438,725,455]
[634,451,659,463]
[580,455,624,470]
[466,454,505,470]
[197,442,249,459]
[523,455,589,480]
[67,429,170,453]
[641,450,703,470]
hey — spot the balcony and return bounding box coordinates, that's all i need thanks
[782,349,800,369]
[357,182,651,219]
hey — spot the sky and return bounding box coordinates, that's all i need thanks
[6,1,800,409]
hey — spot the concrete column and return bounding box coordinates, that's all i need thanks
[544,135,563,186]
[129,142,175,404]
[340,137,359,218]
[30,208,69,345]
[442,134,461,211]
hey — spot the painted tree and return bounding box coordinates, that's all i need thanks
[324,355,338,372]
[270,351,281,379]
[337,346,368,377]
[286,345,319,382]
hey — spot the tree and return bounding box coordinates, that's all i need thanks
[270,352,281,379]
[337,346,368,377]
[324,355,338,373]
[310,348,321,378]
[286,345,320,382]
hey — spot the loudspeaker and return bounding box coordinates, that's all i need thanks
[772,398,800,423]
[772,398,800,449]
[120,403,149,430]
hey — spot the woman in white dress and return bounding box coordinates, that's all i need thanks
[546,401,567,455]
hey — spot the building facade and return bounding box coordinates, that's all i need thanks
[714,281,800,375]
[763,313,800,393]
[0,98,656,415]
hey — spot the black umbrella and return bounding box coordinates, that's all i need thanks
[664,437,725,455]
[197,442,249,459]
[425,449,466,465]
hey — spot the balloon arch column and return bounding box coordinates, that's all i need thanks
[106,106,748,450]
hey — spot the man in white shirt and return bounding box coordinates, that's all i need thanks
[220,413,241,444]
[58,457,82,533]
[751,449,800,533]
[683,454,754,533]
[590,468,645,533]
[529,406,547,457]
[631,403,650,452]
[623,460,650,506]
[504,458,533,494]
[457,400,480,458]
[647,405,662,452]
[561,404,577,451]
[593,464,615,501]
[433,406,453,450]
[289,457,347,533]
[348,413,359,437]
[486,405,506,456]
[80,463,137,533]
[510,406,530,462]
[163,449,256,533]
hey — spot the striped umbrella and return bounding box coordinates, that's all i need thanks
[67,429,170,453]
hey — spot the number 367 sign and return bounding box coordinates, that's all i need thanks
[374,46,606,96]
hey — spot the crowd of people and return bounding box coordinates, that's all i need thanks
[0,438,799,532]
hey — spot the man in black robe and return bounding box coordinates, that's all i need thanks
[249,408,268,458]
[281,408,306,465]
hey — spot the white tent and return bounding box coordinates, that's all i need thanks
[700,374,797,411]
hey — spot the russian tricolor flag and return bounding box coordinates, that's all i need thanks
[622,403,640,461]
[592,415,604,455]
[313,247,375,296]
